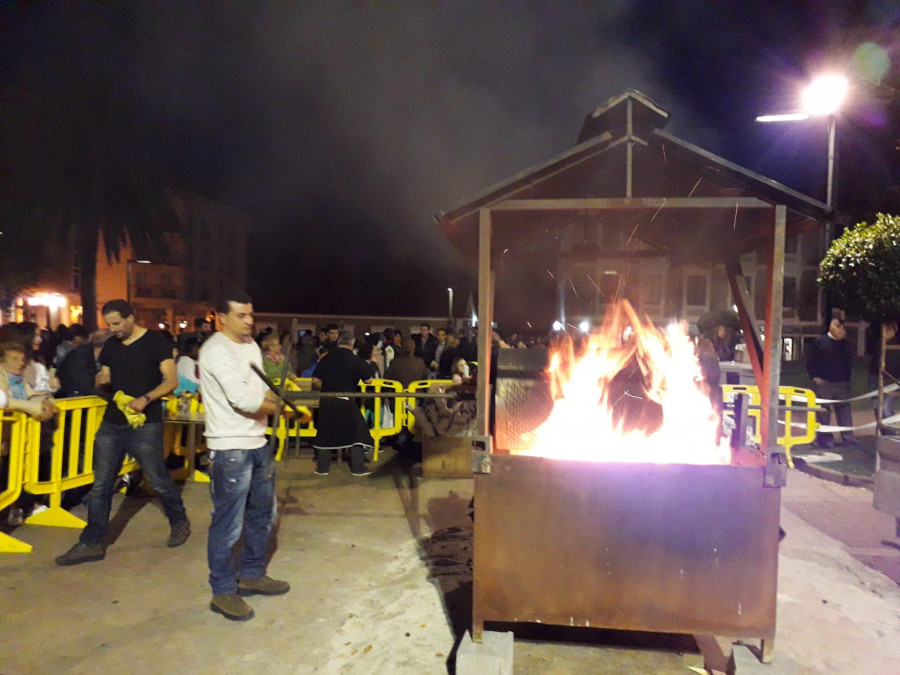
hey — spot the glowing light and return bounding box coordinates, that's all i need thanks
[801,74,848,116]
[158,323,165,329]
[26,293,68,308]
[179,321,188,329]
[578,320,590,333]
[552,320,564,332]
[135,259,152,264]
[755,112,810,123]
[518,301,728,465]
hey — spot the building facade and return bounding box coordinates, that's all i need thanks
[2,190,250,332]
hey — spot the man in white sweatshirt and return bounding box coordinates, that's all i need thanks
[199,288,296,621]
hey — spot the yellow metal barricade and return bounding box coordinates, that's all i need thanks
[0,409,32,553]
[360,379,404,461]
[405,380,455,433]
[778,386,817,468]
[722,385,816,468]
[164,393,209,482]
[270,378,314,461]
[22,396,139,529]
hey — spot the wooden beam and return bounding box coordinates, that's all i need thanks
[492,197,774,212]
[725,254,764,384]
[762,205,787,487]
[476,208,493,437]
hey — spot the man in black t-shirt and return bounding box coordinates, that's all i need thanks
[311,331,374,476]
[56,299,190,566]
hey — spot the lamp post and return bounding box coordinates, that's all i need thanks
[755,74,849,210]
[126,259,151,306]
[447,287,454,330]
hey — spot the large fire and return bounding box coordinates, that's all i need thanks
[518,301,730,465]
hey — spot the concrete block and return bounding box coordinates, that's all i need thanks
[456,630,514,675]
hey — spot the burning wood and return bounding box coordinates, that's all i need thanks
[519,300,729,465]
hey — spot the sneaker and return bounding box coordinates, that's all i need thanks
[56,541,105,566]
[237,575,291,596]
[167,520,192,548]
[351,469,373,477]
[210,593,255,621]
[313,470,330,476]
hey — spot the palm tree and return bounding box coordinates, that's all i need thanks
[1,72,181,330]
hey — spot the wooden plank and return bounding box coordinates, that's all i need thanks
[476,208,493,438]
[491,197,773,212]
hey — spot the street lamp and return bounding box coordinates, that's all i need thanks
[126,259,151,306]
[447,287,454,329]
[755,74,849,209]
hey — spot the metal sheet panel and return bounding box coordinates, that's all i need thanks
[473,454,780,641]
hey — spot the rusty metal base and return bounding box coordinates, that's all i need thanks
[473,455,780,650]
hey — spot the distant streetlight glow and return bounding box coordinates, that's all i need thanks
[801,74,849,116]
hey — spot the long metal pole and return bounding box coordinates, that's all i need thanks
[448,287,454,330]
[826,114,836,210]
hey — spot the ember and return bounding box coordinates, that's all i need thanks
[519,300,729,465]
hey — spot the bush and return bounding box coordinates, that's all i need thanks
[697,309,740,339]
[818,213,900,323]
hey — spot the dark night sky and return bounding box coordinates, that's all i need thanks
[3,2,899,323]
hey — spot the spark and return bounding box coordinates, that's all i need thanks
[612,390,643,407]
[586,274,603,295]
[546,269,555,279]
[503,248,509,254]
[649,198,667,223]
[625,222,640,247]
[569,279,579,298]
[526,321,532,328]
[733,201,739,229]
[662,144,667,164]
[688,177,704,197]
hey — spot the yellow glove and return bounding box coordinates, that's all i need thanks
[113,391,147,429]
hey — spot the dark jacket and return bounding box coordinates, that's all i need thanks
[57,344,99,398]
[412,334,438,367]
[806,334,852,383]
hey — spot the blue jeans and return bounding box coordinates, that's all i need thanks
[81,421,188,545]
[207,445,277,595]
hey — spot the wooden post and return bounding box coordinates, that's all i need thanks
[725,253,764,383]
[761,205,786,486]
[476,208,493,438]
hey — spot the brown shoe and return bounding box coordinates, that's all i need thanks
[237,575,290,596]
[210,594,255,621]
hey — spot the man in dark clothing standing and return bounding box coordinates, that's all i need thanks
[57,330,109,398]
[413,323,438,369]
[56,300,190,566]
[312,331,374,476]
[806,318,854,448]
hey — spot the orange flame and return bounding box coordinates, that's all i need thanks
[518,301,729,465]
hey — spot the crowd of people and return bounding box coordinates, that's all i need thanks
[10,299,893,621]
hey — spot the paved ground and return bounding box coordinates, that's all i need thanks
[2,444,900,674]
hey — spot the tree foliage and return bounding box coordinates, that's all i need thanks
[818,213,900,322]
[1,72,180,330]
[697,308,740,339]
